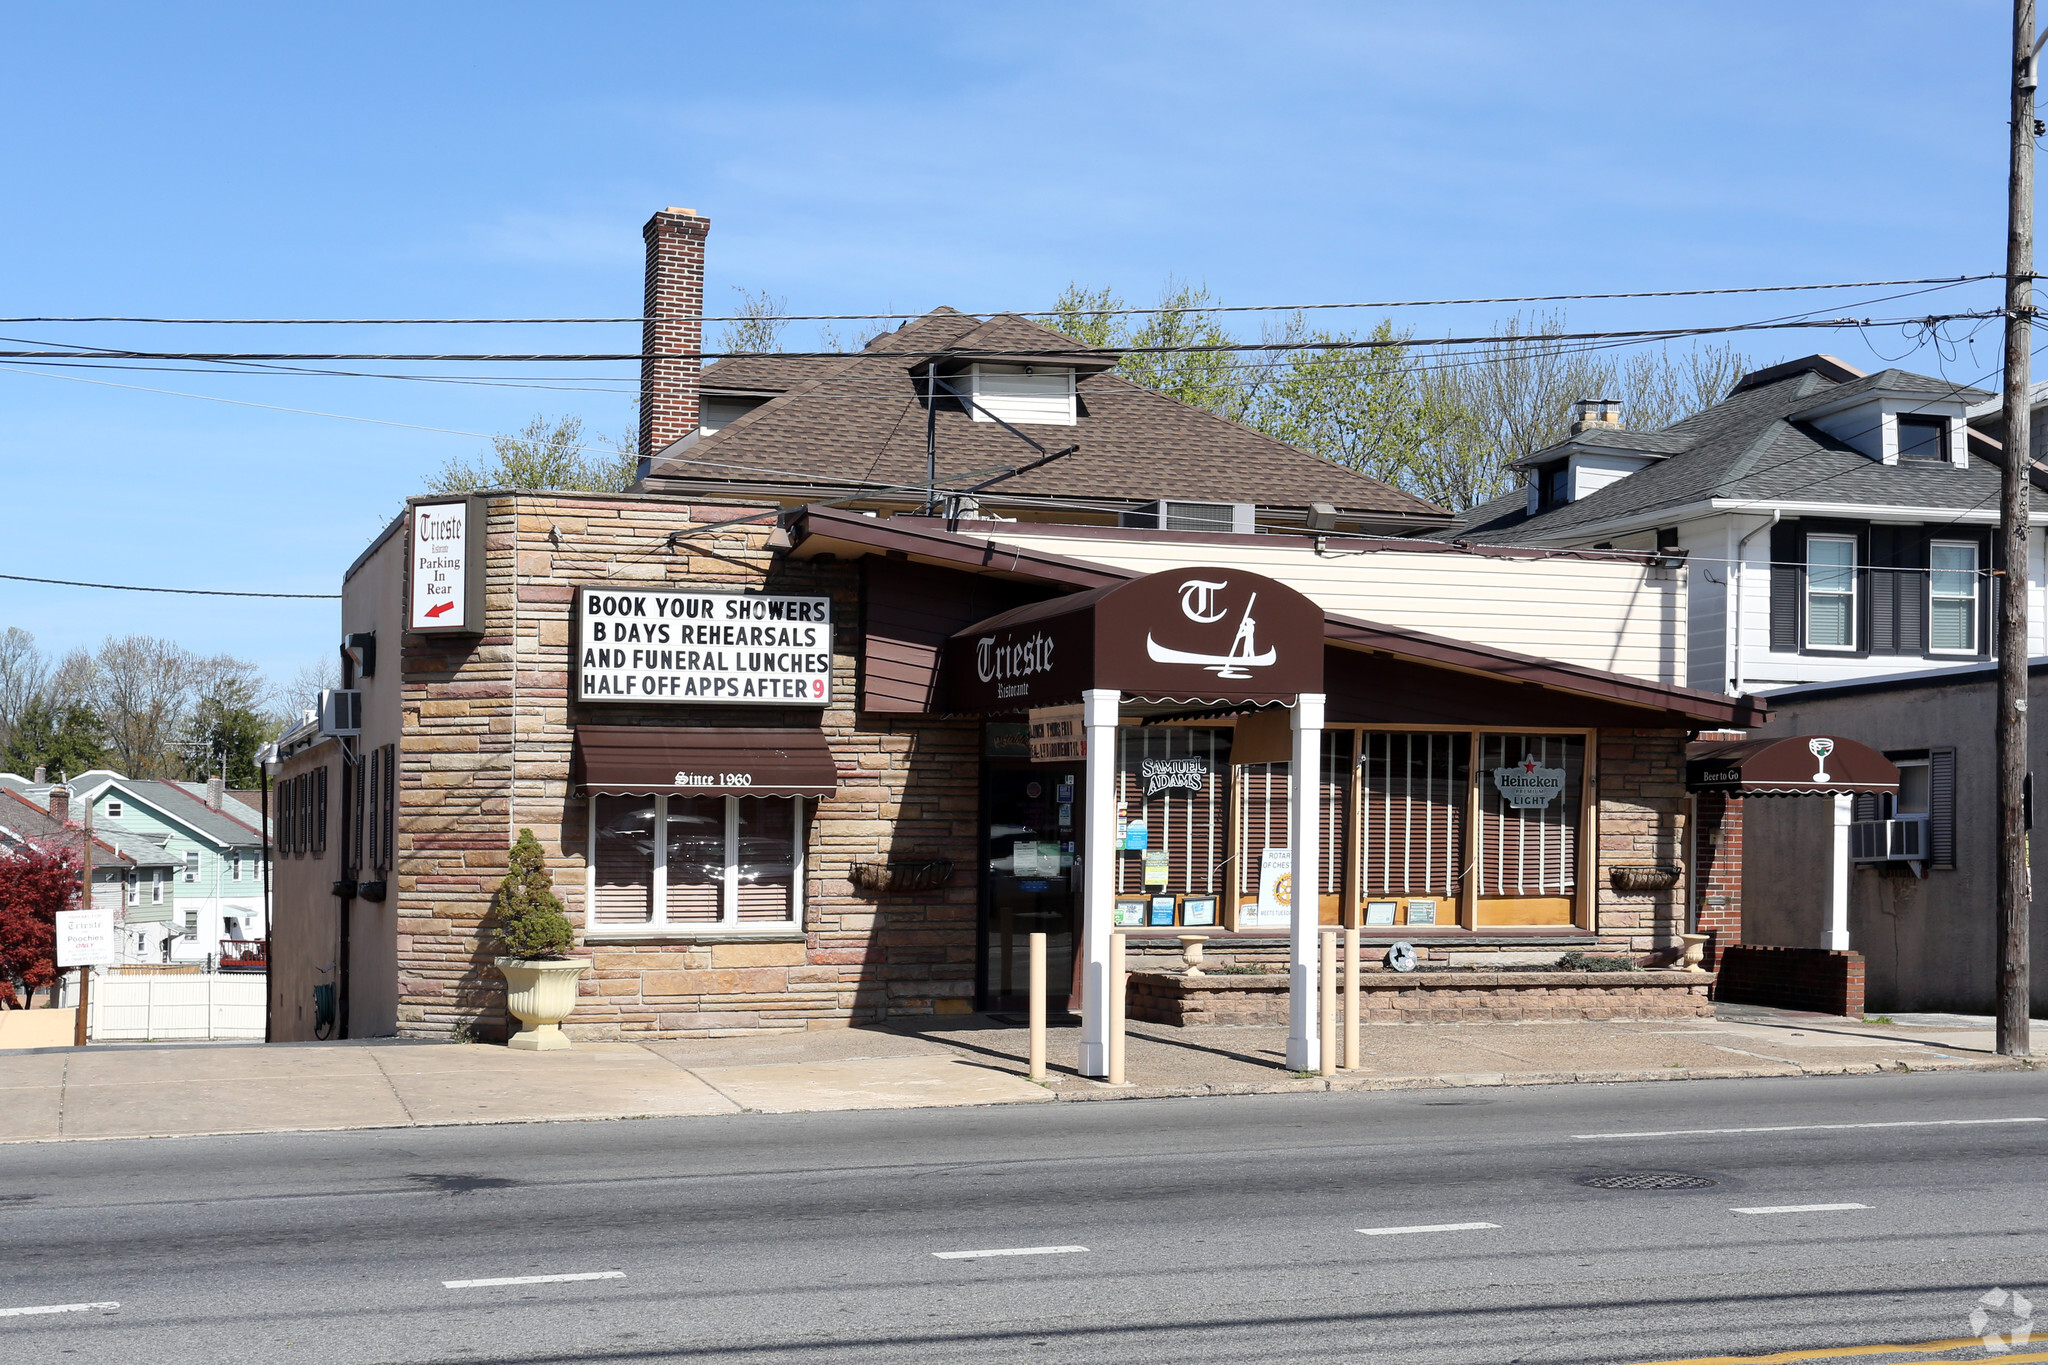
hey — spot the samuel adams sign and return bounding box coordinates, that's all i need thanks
[945,568,1324,712]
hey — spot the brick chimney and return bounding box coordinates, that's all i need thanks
[207,774,225,811]
[1570,398,1623,434]
[639,207,711,460]
[47,785,68,824]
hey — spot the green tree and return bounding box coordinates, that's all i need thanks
[429,415,637,495]
[718,287,789,354]
[181,662,274,787]
[2,696,107,781]
[492,828,574,959]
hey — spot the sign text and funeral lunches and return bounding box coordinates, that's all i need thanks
[576,587,832,705]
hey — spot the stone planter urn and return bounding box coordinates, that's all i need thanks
[494,957,590,1050]
[1178,935,1211,976]
[1679,933,1710,973]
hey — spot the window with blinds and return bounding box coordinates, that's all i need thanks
[1116,727,1232,897]
[1477,733,1584,897]
[1360,732,1469,900]
[589,794,807,933]
[1235,731,1352,902]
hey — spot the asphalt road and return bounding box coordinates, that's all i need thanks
[5,1071,2048,1364]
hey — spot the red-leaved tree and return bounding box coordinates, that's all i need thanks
[0,839,78,1009]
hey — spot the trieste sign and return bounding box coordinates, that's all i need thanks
[56,908,116,968]
[575,586,832,705]
[408,497,485,634]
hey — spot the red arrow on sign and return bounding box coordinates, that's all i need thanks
[424,600,454,619]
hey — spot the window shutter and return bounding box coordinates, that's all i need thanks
[1769,520,1801,652]
[1929,747,1957,869]
[383,743,397,873]
[315,766,328,855]
[355,751,369,872]
[1897,527,1926,655]
[1851,791,1882,823]
[1868,526,1898,654]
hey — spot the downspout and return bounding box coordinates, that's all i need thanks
[1730,511,1781,699]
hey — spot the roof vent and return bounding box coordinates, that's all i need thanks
[1570,398,1623,434]
[1119,500,1256,534]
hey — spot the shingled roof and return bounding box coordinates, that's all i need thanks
[649,307,1453,530]
[1439,359,2004,545]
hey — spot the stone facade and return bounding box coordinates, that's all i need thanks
[1126,968,1715,1025]
[1593,728,1690,959]
[396,492,980,1041]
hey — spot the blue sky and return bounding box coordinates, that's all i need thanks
[0,1,2020,689]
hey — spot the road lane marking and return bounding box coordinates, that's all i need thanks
[443,1272,625,1289]
[1573,1118,2044,1140]
[1729,1203,1870,1215]
[1625,1334,2023,1363]
[932,1246,1087,1260]
[1357,1222,1501,1236]
[0,1302,118,1318]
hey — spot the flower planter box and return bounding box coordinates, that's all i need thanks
[1125,968,1716,1026]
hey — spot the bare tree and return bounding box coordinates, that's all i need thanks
[718,287,789,354]
[0,628,48,752]
[277,657,340,729]
[92,636,197,779]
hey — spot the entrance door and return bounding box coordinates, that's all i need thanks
[981,764,1081,1011]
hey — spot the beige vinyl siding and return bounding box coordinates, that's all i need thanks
[970,530,1686,685]
[970,365,1076,426]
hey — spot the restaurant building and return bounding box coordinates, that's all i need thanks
[265,207,1765,1063]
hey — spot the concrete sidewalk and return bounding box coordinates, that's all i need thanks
[0,1006,2032,1143]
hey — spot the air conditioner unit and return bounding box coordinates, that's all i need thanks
[1118,499,1256,534]
[319,688,362,738]
[1850,816,1927,863]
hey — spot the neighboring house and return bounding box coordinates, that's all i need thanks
[1441,354,2048,1007]
[63,773,267,962]
[1441,355,2044,697]
[1736,660,2048,1014]
[0,784,182,962]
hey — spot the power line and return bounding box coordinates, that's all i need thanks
[0,572,340,599]
[0,275,2004,325]
[0,312,2003,364]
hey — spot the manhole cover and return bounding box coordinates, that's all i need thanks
[1579,1172,1717,1190]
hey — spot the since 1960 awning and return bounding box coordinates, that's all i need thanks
[571,726,838,798]
[1684,734,1898,798]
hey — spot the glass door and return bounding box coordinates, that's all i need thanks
[981,763,1080,1011]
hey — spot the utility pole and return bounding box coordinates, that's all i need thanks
[75,798,92,1047]
[1998,0,2039,1058]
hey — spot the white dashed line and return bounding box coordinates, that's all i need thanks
[1729,1203,1871,1215]
[1358,1222,1501,1236]
[1572,1118,2044,1140]
[442,1272,626,1289]
[933,1245,1088,1260]
[0,1302,119,1317]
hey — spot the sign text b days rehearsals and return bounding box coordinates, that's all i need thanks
[576,587,833,705]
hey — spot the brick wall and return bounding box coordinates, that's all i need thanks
[639,208,708,458]
[395,492,983,1041]
[1713,944,1865,1018]
[1593,729,1690,960]
[1693,791,1742,968]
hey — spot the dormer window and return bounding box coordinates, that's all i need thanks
[968,364,1076,427]
[1897,415,1949,461]
[1539,463,1570,510]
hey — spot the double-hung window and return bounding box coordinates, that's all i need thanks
[1929,541,1979,653]
[588,795,806,934]
[1805,535,1857,650]
[183,849,200,882]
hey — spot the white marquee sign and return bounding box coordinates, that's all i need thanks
[575,587,832,705]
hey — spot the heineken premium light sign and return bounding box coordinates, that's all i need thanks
[1492,753,1567,809]
[575,587,832,705]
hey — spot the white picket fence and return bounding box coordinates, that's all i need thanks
[87,972,267,1041]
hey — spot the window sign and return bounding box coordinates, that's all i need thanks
[1027,704,1086,762]
[1491,754,1567,809]
[1140,756,1206,796]
[575,586,832,705]
[1243,847,1293,927]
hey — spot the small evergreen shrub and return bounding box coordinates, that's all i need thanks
[1557,951,1641,973]
[493,828,574,959]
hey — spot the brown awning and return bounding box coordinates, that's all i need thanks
[572,726,837,798]
[1685,735,1898,797]
[944,566,1326,713]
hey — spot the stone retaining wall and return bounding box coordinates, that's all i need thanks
[1126,968,1715,1026]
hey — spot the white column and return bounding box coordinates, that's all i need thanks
[1080,688,1119,1078]
[1286,692,1326,1071]
[1826,792,1852,951]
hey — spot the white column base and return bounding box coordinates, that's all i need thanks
[1285,693,1325,1073]
[1079,688,1119,1079]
